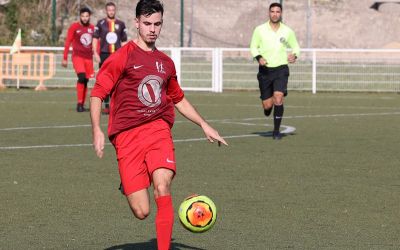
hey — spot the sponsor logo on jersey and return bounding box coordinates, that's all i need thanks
[80,33,92,46]
[106,32,118,44]
[138,75,163,108]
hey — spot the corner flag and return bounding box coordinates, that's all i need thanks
[10,28,22,54]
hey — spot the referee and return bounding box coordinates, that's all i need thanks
[250,2,300,140]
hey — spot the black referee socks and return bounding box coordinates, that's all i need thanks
[264,108,273,117]
[273,104,284,131]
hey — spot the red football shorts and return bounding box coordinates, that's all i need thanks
[114,119,176,196]
[72,55,94,78]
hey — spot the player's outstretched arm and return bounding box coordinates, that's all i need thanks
[90,97,105,158]
[175,97,228,146]
[92,38,101,63]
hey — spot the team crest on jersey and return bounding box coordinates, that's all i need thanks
[115,24,120,30]
[80,33,92,46]
[138,75,163,108]
[280,37,290,48]
[88,28,93,33]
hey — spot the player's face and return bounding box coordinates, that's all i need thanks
[80,12,91,26]
[269,6,282,23]
[135,12,163,45]
[106,6,116,19]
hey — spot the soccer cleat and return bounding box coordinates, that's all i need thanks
[101,107,110,115]
[118,182,124,195]
[76,103,85,112]
[272,130,282,140]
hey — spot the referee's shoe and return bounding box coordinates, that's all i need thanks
[272,130,282,140]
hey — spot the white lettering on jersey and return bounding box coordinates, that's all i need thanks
[156,61,165,74]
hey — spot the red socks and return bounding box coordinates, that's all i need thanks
[76,82,86,105]
[155,195,174,250]
[82,84,88,105]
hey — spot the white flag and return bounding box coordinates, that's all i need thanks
[10,28,22,54]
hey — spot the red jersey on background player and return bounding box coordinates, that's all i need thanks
[90,1,227,249]
[62,7,94,112]
[92,2,128,115]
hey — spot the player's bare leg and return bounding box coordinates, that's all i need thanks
[126,189,150,220]
[152,168,174,250]
[262,98,274,117]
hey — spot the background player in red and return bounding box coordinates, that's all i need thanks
[92,2,128,115]
[62,7,94,112]
[90,1,227,249]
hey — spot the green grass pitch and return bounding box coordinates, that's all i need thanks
[1,89,400,249]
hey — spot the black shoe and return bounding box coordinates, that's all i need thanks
[76,104,85,112]
[118,182,124,195]
[272,130,282,140]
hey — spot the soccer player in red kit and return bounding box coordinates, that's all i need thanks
[62,7,94,112]
[90,1,227,249]
[93,2,128,115]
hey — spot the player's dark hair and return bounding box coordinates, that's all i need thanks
[136,0,164,18]
[269,2,282,11]
[80,7,92,15]
[106,2,116,8]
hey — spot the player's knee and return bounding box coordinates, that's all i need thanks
[77,73,86,83]
[154,182,171,197]
[273,96,284,105]
[262,102,273,110]
[130,205,149,220]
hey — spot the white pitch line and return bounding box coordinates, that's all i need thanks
[0,143,95,150]
[0,124,93,131]
[0,134,269,150]
[1,111,399,132]
[6,110,399,150]
[239,111,400,121]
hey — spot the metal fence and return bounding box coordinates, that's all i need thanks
[1,46,400,93]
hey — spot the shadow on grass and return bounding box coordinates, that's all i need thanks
[105,238,206,250]
[252,131,296,138]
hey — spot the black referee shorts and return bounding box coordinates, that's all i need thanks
[257,65,289,100]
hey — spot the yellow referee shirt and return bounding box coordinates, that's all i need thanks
[250,21,300,68]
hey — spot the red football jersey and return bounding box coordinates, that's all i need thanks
[63,22,95,60]
[91,41,185,141]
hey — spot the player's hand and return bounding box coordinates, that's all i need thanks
[201,122,228,146]
[288,53,297,63]
[258,58,268,66]
[93,128,105,158]
[61,59,68,68]
[93,53,100,63]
